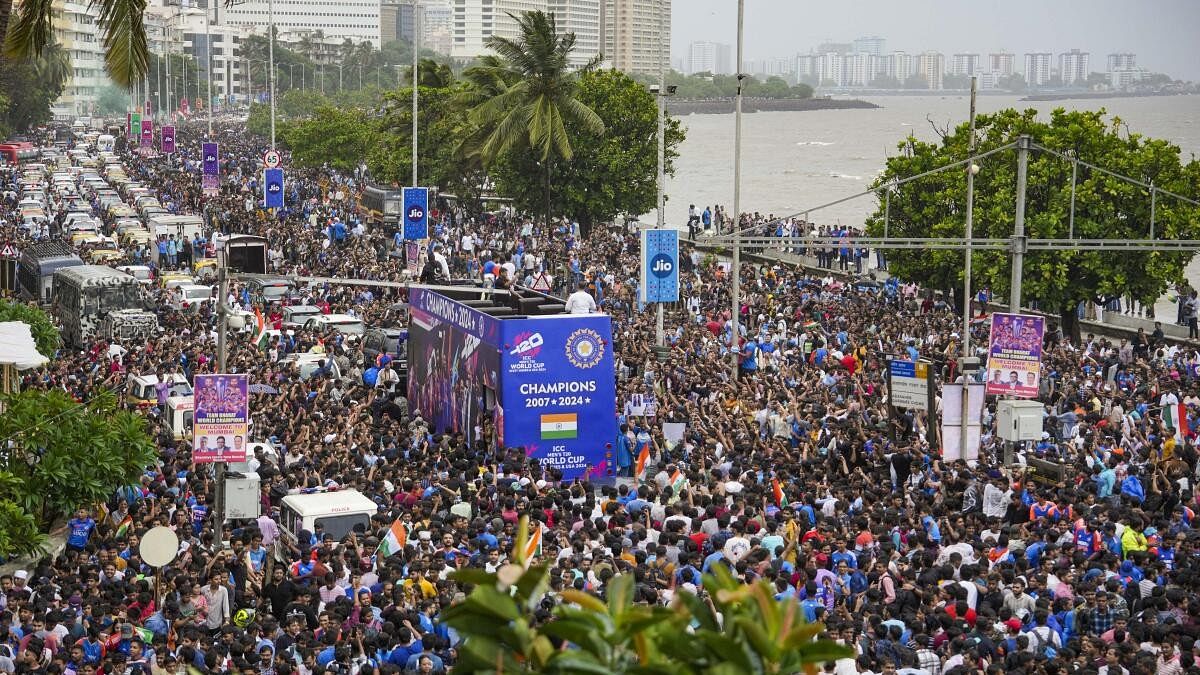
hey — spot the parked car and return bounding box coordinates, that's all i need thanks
[281,305,323,330]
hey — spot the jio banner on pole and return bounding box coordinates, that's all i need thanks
[144,100,151,117]
[640,228,679,303]
[263,168,284,208]
[202,142,219,196]
[161,125,175,154]
[402,187,429,240]
[984,312,1045,398]
[140,120,153,151]
[129,113,141,139]
[192,374,249,463]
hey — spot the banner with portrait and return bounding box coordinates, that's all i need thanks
[984,312,1044,399]
[193,374,249,463]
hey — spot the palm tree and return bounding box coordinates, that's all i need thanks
[464,10,604,227]
[412,58,453,89]
[31,40,71,91]
[4,0,147,88]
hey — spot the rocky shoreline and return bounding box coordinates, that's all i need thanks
[668,98,881,115]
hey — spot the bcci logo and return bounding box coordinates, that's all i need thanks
[565,328,604,369]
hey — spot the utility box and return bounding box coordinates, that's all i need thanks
[223,472,261,521]
[996,400,1044,442]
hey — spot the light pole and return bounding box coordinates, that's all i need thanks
[730,0,744,378]
[959,75,978,462]
[410,0,419,186]
[653,0,666,348]
[266,0,276,150]
[204,3,213,137]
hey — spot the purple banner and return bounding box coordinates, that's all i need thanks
[202,142,219,196]
[193,374,249,464]
[144,100,151,117]
[140,120,153,150]
[984,312,1045,399]
[161,125,175,154]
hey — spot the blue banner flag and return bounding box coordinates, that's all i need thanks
[402,187,429,240]
[264,168,284,209]
[640,228,679,303]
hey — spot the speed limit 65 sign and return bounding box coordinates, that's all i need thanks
[263,149,281,168]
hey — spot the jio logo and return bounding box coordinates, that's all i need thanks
[407,206,425,222]
[650,254,673,278]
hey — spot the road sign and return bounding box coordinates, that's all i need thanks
[531,272,552,292]
[263,149,281,168]
[888,359,930,411]
[0,244,17,258]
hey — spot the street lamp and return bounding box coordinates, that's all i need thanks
[730,0,744,378]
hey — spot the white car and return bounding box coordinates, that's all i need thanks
[172,283,214,311]
[303,313,365,336]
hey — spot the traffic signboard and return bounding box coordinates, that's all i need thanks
[263,150,281,168]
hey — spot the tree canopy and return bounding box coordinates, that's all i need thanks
[0,299,59,358]
[865,107,1200,335]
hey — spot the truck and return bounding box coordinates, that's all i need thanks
[358,185,402,228]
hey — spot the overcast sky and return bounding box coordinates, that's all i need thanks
[671,0,1200,80]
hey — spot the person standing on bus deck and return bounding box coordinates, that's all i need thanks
[565,281,597,314]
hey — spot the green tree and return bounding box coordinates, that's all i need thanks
[997,73,1026,92]
[280,105,376,172]
[4,0,148,87]
[489,69,685,231]
[442,517,851,674]
[464,10,604,228]
[97,83,130,116]
[0,299,58,357]
[0,389,156,531]
[865,108,1200,340]
[0,46,69,134]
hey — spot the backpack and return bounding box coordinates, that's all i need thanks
[1029,626,1057,659]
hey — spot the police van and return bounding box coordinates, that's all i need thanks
[278,489,377,548]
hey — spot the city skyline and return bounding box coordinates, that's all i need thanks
[670,0,1200,81]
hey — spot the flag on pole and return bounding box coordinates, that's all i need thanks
[114,515,133,539]
[1164,403,1192,445]
[635,444,651,480]
[378,518,407,557]
[253,307,268,348]
[669,469,688,495]
[523,520,542,567]
[772,478,786,508]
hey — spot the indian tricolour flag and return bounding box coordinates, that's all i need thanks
[522,520,542,568]
[1165,403,1193,445]
[540,413,578,440]
[378,518,407,557]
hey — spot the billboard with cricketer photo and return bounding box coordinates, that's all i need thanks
[984,312,1045,399]
[193,373,249,463]
[406,288,501,441]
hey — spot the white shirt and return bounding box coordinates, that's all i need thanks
[564,290,597,314]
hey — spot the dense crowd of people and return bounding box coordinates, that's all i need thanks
[3,120,1200,675]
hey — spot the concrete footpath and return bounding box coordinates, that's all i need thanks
[685,237,1200,347]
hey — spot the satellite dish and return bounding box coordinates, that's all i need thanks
[139,526,180,568]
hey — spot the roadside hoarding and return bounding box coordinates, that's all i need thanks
[193,374,249,464]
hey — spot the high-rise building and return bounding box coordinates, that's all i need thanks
[1106,53,1136,72]
[1058,49,1089,85]
[1024,52,1052,86]
[600,0,670,75]
[550,0,602,68]
[888,51,916,82]
[217,0,381,47]
[380,1,414,44]
[842,53,870,87]
[40,0,107,118]
[795,53,819,82]
[819,52,842,86]
[852,35,885,56]
[950,53,980,77]
[422,1,453,54]
[688,41,732,75]
[917,51,944,89]
[180,5,247,107]
[450,0,601,68]
[989,51,1015,77]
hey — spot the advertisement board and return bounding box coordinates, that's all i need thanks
[402,187,429,240]
[161,125,175,154]
[202,142,219,196]
[140,120,153,151]
[640,228,679,303]
[193,374,249,463]
[984,312,1045,398]
[263,168,284,208]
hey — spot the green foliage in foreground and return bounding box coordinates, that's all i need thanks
[441,516,851,674]
[0,389,158,557]
[0,299,59,358]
